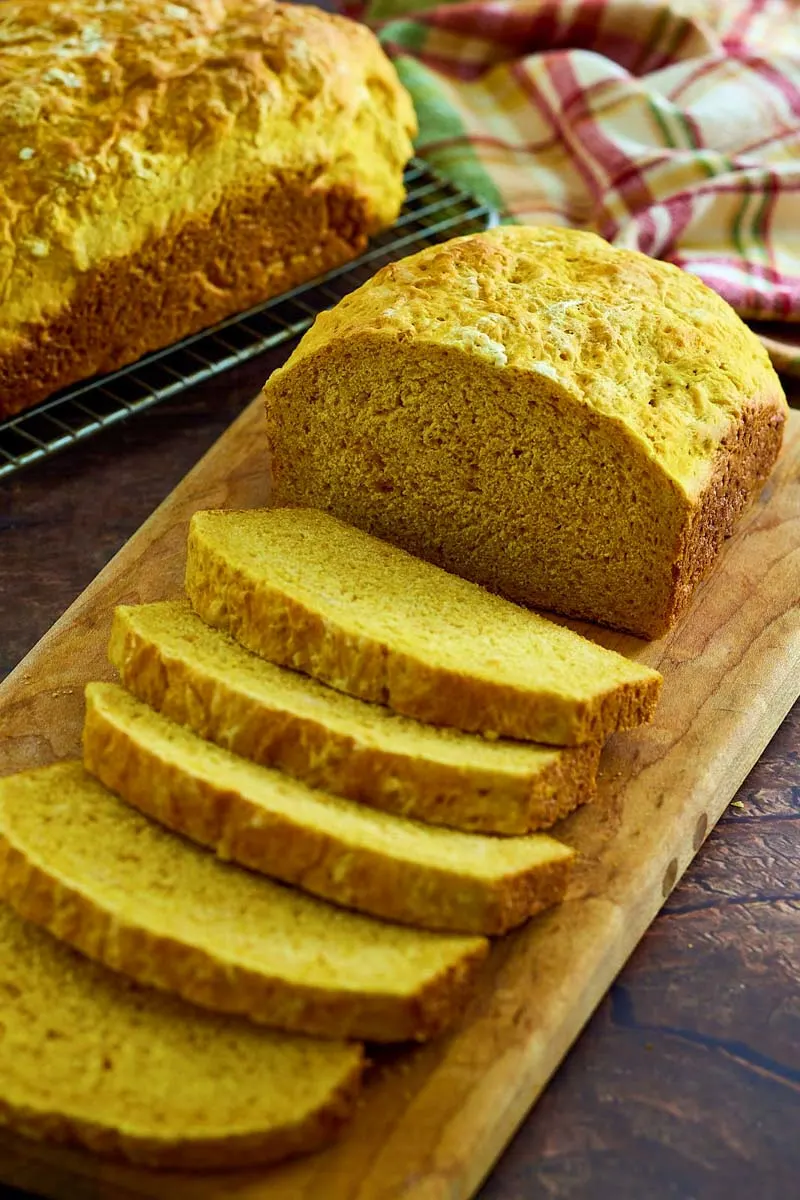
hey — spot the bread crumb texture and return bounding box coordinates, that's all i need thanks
[82,680,575,935]
[0,897,363,1169]
[185,507,661,744]
[263,226,787,637]
[0,1,416,412]
[109,598,601,833]
[0,762,488,1042]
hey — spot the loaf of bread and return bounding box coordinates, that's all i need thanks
[0,763,487,1042]
[83,682,574,935]
[0,0,415,418]
[262,227,788,638]
[109,599,600,833]
[185,507,662,745]
[0,903,363,1169]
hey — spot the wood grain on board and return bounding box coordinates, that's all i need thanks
[0,400,798,1200]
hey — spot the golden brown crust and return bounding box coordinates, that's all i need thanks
[663,398,788,635]
[0,0,416,416]
[185,518,662,746]
[273,226,784,496]
[83,681,572,935]
[0,1096,361,1172]
[0,175,372,419]
[109,602,601,834]
[0,811,487,1044]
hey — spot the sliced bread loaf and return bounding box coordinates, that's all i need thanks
[0,763,487,1043]
[185,507,662,746]
[83,682,574,935]
[109,599,599,834]
[0,902,363,1169]
[261,225,787,638]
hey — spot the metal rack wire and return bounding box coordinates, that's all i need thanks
[0,160,498,480]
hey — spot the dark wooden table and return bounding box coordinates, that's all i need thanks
[0,354,798,1200]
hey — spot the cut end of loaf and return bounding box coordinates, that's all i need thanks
[262,226,787,640]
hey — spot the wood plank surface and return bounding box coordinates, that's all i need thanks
[0,400,798,1200]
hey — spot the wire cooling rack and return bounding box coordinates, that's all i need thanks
[0,160,498,480]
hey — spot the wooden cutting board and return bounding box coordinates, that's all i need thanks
[0,402,798,1200]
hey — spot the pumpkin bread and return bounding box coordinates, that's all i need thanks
[0,763,487,1043]
[184,507,662,745]
[0,902,363,1169]
[262,226,787,637]
[83,682,575,935]
[109,599,599,834]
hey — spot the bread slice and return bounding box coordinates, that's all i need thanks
[0,902,363,1169]
[185,507,662,745]
[109,599,599,834]
[0,763,487,1043]
[83,682,574,935]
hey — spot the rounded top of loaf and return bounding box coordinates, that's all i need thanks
[0,0,416,343]
[279,226,785,496]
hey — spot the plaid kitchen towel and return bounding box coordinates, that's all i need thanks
[340,0,800,376]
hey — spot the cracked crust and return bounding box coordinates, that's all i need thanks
[0,0,415,417]
[262,225,788,640]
